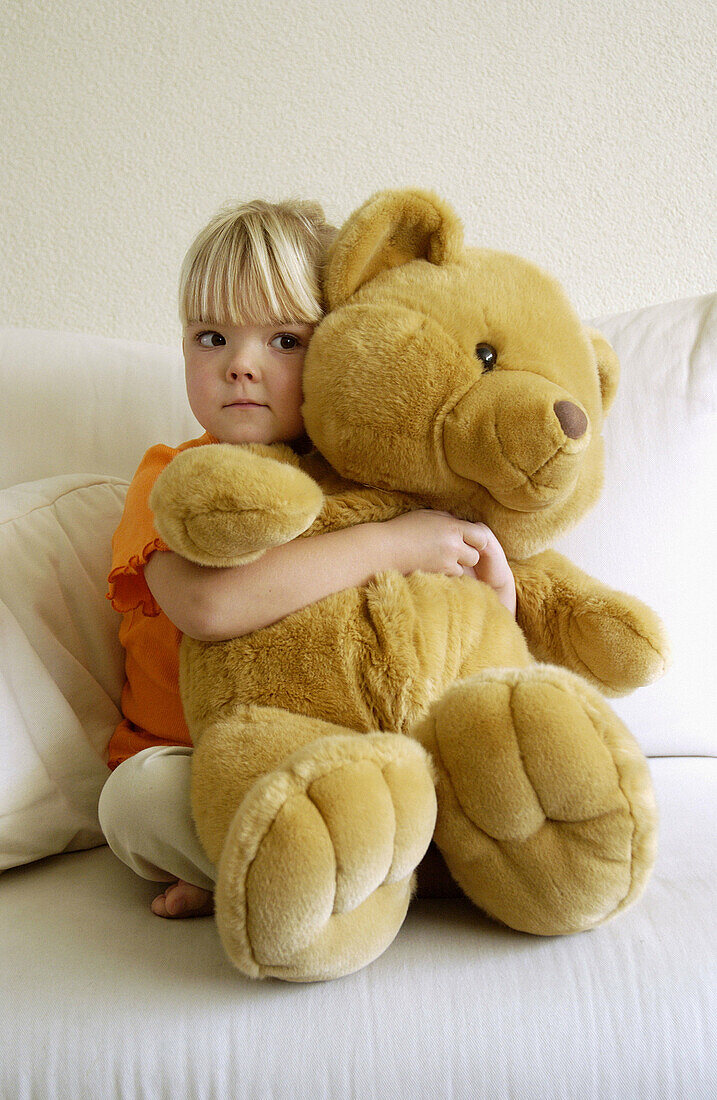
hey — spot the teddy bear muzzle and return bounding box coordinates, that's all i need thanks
[443,375,592,511]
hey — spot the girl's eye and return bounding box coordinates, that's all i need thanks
[197,331,225,347]
[270,333,300,351]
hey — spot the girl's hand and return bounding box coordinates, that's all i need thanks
[385,510,516,616]
[467,522,516,617]
[386,509,483,577]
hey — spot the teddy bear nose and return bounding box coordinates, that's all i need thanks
[554,400,588,439]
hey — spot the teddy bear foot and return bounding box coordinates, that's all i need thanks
[413,665,657,935]
[214,732,437,982]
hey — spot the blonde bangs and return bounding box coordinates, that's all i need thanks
[179,200,336,328]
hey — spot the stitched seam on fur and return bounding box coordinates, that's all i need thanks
[307,771,347,911]
[183,502,310,536]
[438,376,476,481]
[243,858,256,972]
[578,691,638,914]
[239,808,271,973]
[507,685,549,823]
[429,715,540,843]
[543,581,614,691]
[433,685,551,842]
[491,413,564,490]
[306,762,401,910]
[220,774,303,974]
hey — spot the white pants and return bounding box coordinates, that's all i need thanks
[98,745,216,891]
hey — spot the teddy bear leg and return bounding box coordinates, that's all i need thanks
[191,707,436,982]
[412,665,657,935]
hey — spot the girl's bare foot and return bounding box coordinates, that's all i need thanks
[151,879,214,919]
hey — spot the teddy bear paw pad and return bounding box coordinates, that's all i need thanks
[426,666,657,934]
[215,732,436,981]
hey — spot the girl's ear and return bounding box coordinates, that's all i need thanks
[324,189,464,311]
[586,327,620,413]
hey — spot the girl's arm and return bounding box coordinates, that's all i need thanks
[145,510,495,641]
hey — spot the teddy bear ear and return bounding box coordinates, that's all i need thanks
[586,327,620,414]
[324,189,464,310]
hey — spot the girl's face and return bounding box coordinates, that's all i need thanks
[182,321,314,445]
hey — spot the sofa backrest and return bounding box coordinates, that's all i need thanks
[0,327,202,489]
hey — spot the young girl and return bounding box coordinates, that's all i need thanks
[99,198,516,919]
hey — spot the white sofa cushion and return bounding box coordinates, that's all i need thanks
[1,757,713,1099]
[0,475,127,872]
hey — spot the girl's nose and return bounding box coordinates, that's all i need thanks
[226,352,260,382]
[227,364,255,381]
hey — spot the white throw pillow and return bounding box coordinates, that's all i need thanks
[0,475,127,872]
[557,293,717,757]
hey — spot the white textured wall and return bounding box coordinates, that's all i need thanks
[2,0,715,342]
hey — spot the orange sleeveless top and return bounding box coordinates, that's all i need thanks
[106,432,216,769]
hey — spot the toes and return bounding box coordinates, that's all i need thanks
[150,890,171,917]
[382,754,438,882]
[151,881,214,919]
[175,882,214,917]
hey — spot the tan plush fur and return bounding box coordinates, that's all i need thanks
[150,188,669,982]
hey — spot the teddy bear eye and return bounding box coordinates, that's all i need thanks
[475,343,498,371]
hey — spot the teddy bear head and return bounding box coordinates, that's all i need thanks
[302,189,620,560]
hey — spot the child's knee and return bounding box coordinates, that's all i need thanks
[98,756,143,845]
[98,746,192,842]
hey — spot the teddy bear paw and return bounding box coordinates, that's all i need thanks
[214,732,436,981]
[416,665,657,935]
[149,444,324,567]
[568,598,671,695]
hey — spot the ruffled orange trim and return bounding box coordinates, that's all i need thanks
[106,432,217,619]
[107,536,169,616]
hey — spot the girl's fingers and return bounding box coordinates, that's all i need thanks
[459,545,481,568]
[460,522,491,551]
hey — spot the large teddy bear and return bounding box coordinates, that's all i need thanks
[150,189,669,983]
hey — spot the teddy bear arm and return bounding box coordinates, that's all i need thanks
[512,549,670,696]
[149,444,324,568]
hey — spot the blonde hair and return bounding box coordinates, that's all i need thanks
[179,198,337,328]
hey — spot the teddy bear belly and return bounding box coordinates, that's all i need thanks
[180,571,532,739]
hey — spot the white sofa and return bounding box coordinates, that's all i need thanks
[1,295,715,1100]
